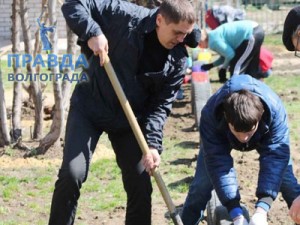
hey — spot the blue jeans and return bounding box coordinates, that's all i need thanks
[181,147,213,225]
[182,146,300,225]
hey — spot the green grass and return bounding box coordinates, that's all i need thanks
[0,177,20,200]
[1,34,300,224]
[264,74,300,145]
[0,206,8,215]
[0,221,19,225]
[0,157,126,223]
[265,74,300,92]
[264,34,284,46]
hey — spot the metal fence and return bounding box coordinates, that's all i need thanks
[194,0,299,34]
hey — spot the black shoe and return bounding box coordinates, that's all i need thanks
[219,78,228,83]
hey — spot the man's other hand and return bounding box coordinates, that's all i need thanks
[142,149,161,176]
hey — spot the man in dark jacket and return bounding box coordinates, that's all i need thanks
[181,75,300,225]
[282,5,300,224]
[48,0,200,225]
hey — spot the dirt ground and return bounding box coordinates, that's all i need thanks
[0,43,299,225]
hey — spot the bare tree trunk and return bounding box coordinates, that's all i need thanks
[33,0,48,73]
[11,0,23,143]
[0,54,11,146]
[0,129,5,147]
[36,0,64,154]
[62,26,76,113]
[19,0,43,139]
[57,26,77,146]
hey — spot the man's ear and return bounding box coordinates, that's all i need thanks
[156,14,163,27]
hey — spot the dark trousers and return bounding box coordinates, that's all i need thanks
[229,25,265,79]
[48,105,152,225]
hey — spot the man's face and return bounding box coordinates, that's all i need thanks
[228,122,258,143]
[156,14,194,49]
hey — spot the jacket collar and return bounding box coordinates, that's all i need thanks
[138,9,159,34]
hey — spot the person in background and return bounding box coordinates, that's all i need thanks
[199,20,264,82]
[48,0,200,224]
[181,74,300,225]
[282,5,300,224]
[256,46,273,80]
[282,5,300,54]
[205,5,246,29]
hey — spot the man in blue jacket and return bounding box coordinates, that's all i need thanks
[181,75,300,225]
[48,0,200,225]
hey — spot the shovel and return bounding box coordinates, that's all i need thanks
[103,58,183,225]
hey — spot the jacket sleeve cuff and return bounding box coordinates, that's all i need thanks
[229,207,243,220]
[148,144,163,154]
[82,26,102,42]
[224,199,241,214]
[256,197,273,212]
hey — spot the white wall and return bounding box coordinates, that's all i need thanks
[0,0,66,41]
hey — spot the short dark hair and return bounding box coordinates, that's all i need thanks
[158,0,196,24]
[223,89,264,132]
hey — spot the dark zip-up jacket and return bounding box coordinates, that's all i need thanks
[61,0,200,152]
[200,74,290,210]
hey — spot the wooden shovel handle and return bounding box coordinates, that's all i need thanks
[103,57,183,225]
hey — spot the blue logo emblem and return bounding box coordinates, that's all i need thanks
[37,17,56,51]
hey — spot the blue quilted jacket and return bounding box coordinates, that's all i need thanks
[200,74,290,209]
